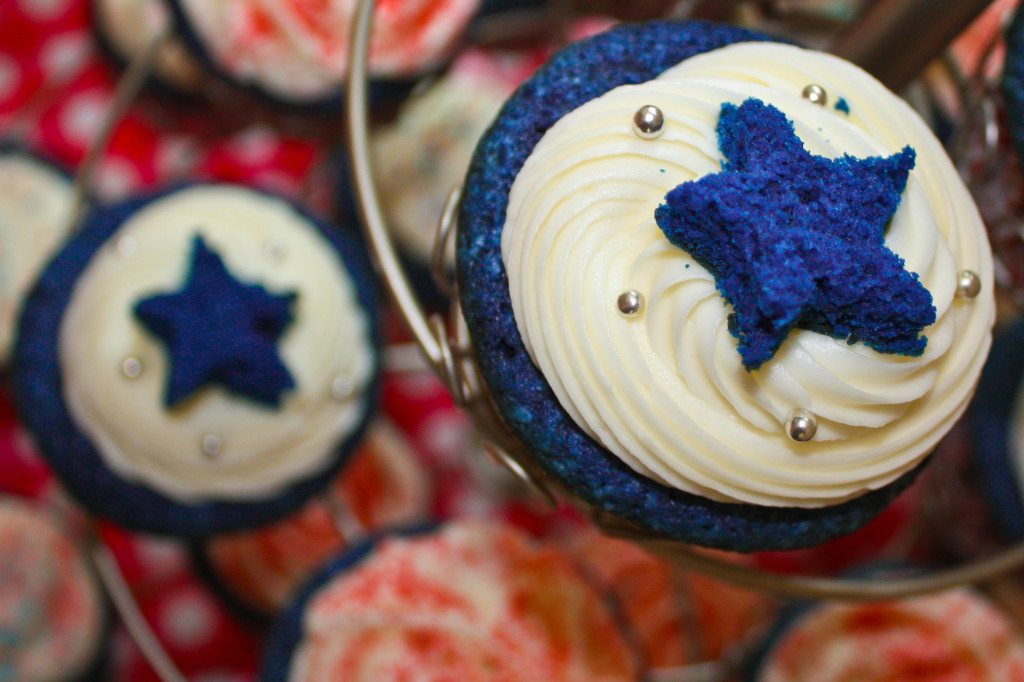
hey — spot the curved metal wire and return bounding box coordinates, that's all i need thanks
[70,28,171,229]
[345,0,1024,603]
[91,536,187,682]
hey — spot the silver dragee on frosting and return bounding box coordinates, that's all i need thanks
[501,42,994,508]
[59,186,374,502]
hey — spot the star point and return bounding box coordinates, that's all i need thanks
[655,98,935,370]
[133,235,298,409]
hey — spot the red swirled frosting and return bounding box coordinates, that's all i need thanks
[289,521,640,681]
[760,589,1024,681]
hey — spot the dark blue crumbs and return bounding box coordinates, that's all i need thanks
[835,97,850,114]
[654,98,934,370]
[134,235,298,408]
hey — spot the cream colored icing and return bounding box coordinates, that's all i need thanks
[374,63,509,266]
[59,185,374,502]
[94,0,203,91]
[502,42,994,508]
[177,0,480,102]
[0,154,74,365]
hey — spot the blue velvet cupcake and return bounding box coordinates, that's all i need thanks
[168,0,482,112]
[13,183,379,538]
[457,21,995,551]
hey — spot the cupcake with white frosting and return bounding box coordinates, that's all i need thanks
[0,147,75,368]
[0,496,108,682]
[13,183,380,537]
[169,0,481,109]
[457,21,995,550]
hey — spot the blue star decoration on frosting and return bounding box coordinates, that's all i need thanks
[134,235,298,409]
[654,98,936,371]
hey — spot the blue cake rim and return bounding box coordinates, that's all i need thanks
[970,320,1024,540]
[456,19,925,552]
[1002,6,1024,168]
[12,182,381,539]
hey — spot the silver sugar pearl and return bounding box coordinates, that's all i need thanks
[956,270,981,299]
[264,239,288,263]
[116,235,137,257]
[201,434,223,457]
[617,290,645,316]
[121,357,142,379]
[786,409,818,443]
[331,375,354,401]
[632,105,665,139]
[802,84,828,107]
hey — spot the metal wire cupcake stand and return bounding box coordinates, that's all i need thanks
[346,0,1024,601]
[46,0,1024,680]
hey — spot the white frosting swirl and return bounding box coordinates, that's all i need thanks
[178,0,480,102]
[59,185,374,502]
[502,43,994,507]
[0,153,74,365]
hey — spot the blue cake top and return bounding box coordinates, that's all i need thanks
[655,98,935,370]
[134,235,298,408]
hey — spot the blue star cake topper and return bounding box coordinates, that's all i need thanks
[655,98,936,370]
[134,235,298,408]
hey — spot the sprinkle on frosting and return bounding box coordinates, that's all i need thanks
[655,98,934,370]
[288,522,639,681]
[760,589,1024,681]
[134,235,298,409]
[835,97,851,115]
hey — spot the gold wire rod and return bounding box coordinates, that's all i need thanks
[69,29,171,230]
[346,0,443,371]
[91,539,187,682]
